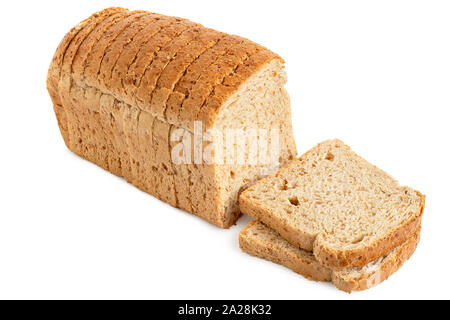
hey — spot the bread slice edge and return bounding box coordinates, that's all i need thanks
[239,221,421,292]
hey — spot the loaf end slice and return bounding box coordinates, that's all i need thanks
[240,139,425,268]
[240,221,420,292]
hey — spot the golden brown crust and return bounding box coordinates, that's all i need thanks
[72,10,130,84]
[126,19,193,108]
[62,9,126,74]
[83,11,145,90]
[60,9,123,92]
[165,32,226,125]
[332,229,421,292]
[122,17,177,100]
[99,13,156,93]
[201,49,280,129]
[150,27,217,119]
[166,35,234,125]
[111,13,165,97]
[47,8,114,90]
[97,12,149,90]
[136,24,203,115]
[178,36,260,131]
[50,7,279,130]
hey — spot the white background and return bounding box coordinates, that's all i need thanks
[0,0,448,300]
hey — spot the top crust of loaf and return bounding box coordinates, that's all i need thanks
[240,139,425,269]
[47,7,282,133]
[47,7,128,106]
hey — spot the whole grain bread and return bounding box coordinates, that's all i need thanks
[47,7,297,228]
[240,221,420,292]
[240,139,425,268]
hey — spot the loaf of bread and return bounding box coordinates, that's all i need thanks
[240,221,420,292]
[47,7,297,228]
[240,139,425,268]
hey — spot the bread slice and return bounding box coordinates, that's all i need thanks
[240,221,420,292]
[240,139,425,268]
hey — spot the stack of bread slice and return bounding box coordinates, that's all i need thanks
[239,139,425,292]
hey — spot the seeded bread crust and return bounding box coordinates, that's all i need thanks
[240,221,420,292]
[239,139,425,268]
[47,8,128,145]
[47,7,296,228]
[49,8,281,132]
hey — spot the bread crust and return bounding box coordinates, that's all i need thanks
[332,229,420,292]
[123,19,183,102]
[73,11,133,85]
[82,11,144,90]
[133,21,197,111]
[166,35,231,124]
[137,25,204,116]
[100,13,158,94]
[112,14,165,97]
[151,27,217,119]
[166,33,227,125]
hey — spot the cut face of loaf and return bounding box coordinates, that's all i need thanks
[240,221,420,293]
[240,139,425,268]
[46,7,297,228]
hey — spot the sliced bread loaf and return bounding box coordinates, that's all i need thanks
[240,139,425,268]
[240,221,420,292]
[47,7,297,228]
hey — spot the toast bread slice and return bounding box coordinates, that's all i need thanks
[240,139,425,268]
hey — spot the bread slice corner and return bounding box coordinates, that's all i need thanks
[239,139,425,269]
